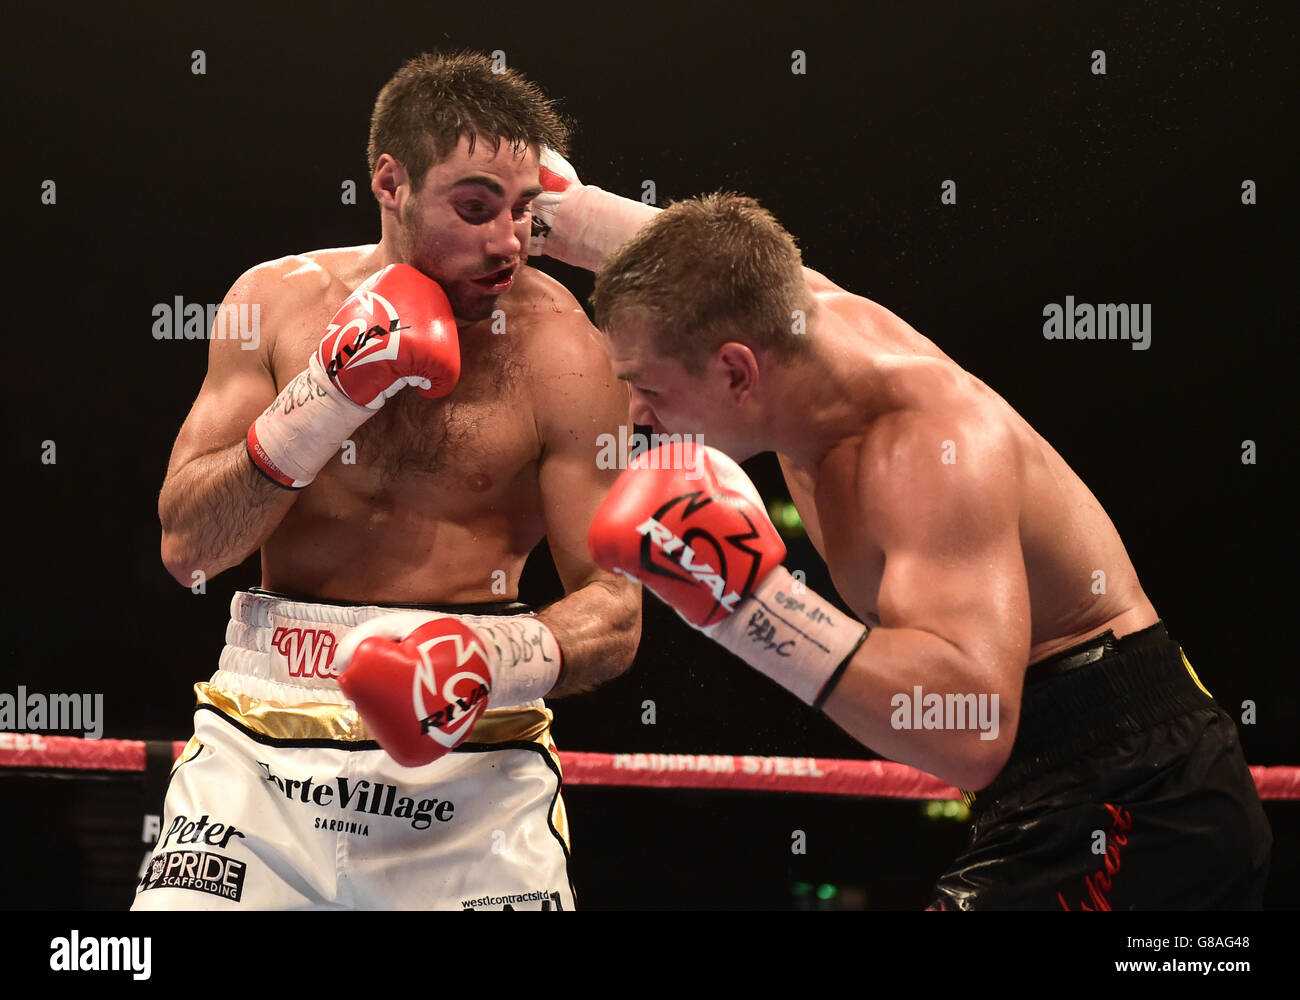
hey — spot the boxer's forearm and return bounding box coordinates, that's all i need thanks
[819,627,1017,791]
[538,576,641,697]
[713,569,1015,789]
[546,187,661,272]
[159,441,297,585]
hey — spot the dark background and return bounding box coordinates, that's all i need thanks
[4,0,1295,908]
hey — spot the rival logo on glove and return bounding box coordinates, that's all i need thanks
[635,491,767,625]
[322,316,407,382]
[409,624,493,748]
[588,442,788,630]
[317,285,409,382]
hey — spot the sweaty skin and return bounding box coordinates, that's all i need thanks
[607,268,1157,788]
[160,138,639,697]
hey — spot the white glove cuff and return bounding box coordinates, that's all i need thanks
[545,185,661,272]
[460,614,563,706]
[710,567,870,707]
[247,354,373,489]
[333,611,563,709]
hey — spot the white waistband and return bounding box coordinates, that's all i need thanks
[211,591,543,711]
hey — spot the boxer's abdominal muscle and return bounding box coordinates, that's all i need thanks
[261,457,547,605]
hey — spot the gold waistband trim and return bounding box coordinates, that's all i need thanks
[194,682,554,745]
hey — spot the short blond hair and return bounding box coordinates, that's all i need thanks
[591,192,814,372]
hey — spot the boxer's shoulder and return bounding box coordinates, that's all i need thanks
[866,394,1012,471]
[243,245,382,309]
[803,268,888,318]
[232,250,339,304]
[507,266,593,333]
[861,355,1018,440]
[508,266,616,381]
[820,375,1018,518]
[801,266,846,298]
[234,247,378,372]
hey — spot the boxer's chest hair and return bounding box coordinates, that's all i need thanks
[347,335,531,485]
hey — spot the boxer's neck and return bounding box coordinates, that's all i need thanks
[760,311,886,469]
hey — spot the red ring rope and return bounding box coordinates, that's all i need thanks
[3,734,1297,799]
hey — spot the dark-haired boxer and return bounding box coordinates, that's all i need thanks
[135,51,639,910]
[531,173,1271,909]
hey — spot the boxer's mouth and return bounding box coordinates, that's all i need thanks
[471,265,515,292]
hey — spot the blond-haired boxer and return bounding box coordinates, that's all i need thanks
[536,175,1270,909]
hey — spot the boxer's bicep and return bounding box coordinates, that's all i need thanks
[867,415,1031,693]
[533,317,633,594]
[538,444,625,593]
[531,318,642,692]
[165,268,281,479]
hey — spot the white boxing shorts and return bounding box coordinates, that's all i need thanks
[132,590,574,911]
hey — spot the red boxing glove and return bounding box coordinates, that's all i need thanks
[333,611,562,767]
[316,263,460,409]
[590,443,870,708]
[338,617,492,767]
[247,264,461,489]
[588,442,786,628]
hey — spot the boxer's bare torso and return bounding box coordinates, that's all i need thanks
[778,272,1158,665]
[166,246,623,606]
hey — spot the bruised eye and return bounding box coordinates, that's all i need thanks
[456,201,493,222]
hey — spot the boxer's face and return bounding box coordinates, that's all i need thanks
[393,136,542,322]
[606,317,756,459]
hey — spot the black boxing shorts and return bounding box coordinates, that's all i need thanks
[927,622,1272,910]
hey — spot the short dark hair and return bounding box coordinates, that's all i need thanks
[368,50,569,190]
[591,192,814,372]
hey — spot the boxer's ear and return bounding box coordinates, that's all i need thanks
[714,343,760,397]
[371,153,412,212]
